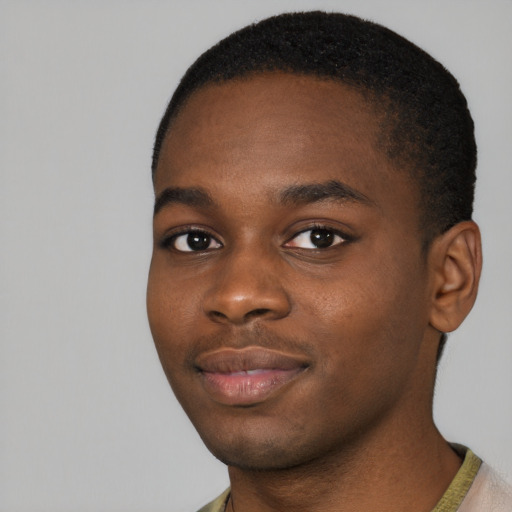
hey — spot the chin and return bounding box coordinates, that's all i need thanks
[197,420,339,472]
[209,442,311,471]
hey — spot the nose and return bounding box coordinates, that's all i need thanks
[203,248,291,325]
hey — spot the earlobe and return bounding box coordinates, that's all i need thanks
[429,221,482,333]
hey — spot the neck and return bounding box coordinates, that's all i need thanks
[226,420,461,512]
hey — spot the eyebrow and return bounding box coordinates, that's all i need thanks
[154,179,373,216]
[153,187,214,216]
[279,180,373,206]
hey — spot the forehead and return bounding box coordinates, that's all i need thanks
[155,73,417,221]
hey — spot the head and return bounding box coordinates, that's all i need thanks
[152,11,476,245]
[147,12,481,471]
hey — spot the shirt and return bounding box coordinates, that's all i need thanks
[197,447,512,512]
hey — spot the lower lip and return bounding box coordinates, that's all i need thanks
[200,368,305,406]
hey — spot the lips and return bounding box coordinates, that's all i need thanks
[195,347,309,406]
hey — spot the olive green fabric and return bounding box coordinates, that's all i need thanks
[196,447,482,512]
[197,488,229,512]
[432,447,482,512]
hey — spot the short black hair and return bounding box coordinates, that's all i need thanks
[152,11,476,242]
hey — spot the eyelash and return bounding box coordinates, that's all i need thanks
[160,224,352,253]
[284,224,351,250]
[160,227,222,252]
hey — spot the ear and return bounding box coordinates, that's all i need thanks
[428,221,482,333]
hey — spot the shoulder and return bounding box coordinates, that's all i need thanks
[459,462,512,512]
[196,489,230,512]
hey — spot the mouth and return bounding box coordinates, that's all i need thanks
[195,346,309,406]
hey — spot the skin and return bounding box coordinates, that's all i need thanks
[147,73,481,511]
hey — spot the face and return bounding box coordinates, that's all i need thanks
[147,74,438,471]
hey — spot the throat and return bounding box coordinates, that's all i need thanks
[225,431,462,512]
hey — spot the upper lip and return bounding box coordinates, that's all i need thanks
[195,346,310,374]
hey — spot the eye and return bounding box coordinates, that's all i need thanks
[285,227,346,249]
[170,230,222,252]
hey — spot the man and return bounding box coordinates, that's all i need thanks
[146,11,512,512]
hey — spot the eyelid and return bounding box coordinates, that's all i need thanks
[159,226,223,252]
[283,224,350,249]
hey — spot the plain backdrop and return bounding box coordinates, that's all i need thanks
[1,1,511,511]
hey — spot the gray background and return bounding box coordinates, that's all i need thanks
[1,1,511,511]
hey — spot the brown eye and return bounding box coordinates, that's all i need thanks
[310,229,335,248]
[286,227,345,249]
[172,230,222,252]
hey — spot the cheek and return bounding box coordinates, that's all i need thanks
[147,260,198,356]
[304,251,428,374]
[147,269,200,402]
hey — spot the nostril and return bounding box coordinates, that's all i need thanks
[209,311,228,320]
[207,308,271,324]
[246,308,272,319]
[204,286,291,324]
